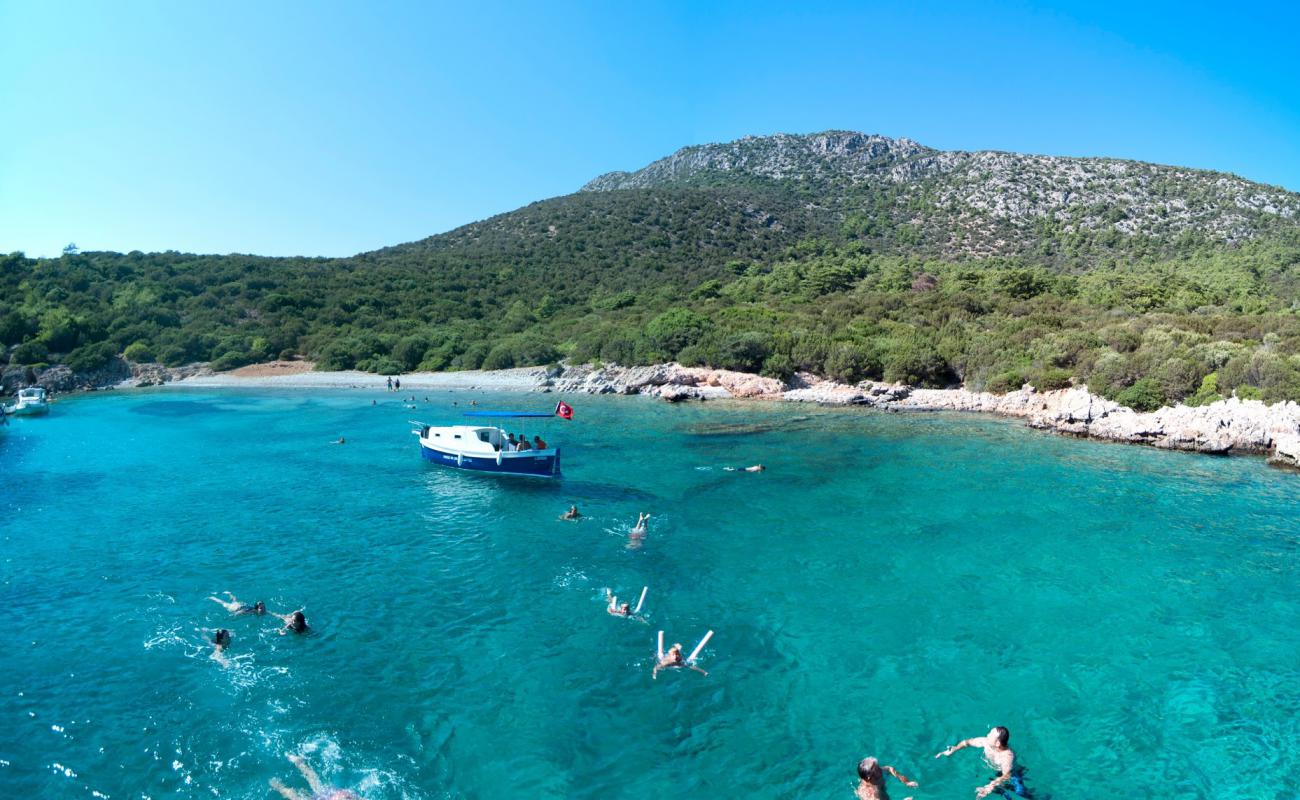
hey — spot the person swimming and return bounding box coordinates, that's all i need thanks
[211,628,232,665]
[269,753,361,800]
[604,589,645,621]
[855,756,918,800]
[208,592,266,615]
[723,464,765,472]
[626,513,649,550]
[331,436,346,445]
[560,505,581,520]
[272,609,309,635]
[935,726,1021,798]
[653,642,707,679]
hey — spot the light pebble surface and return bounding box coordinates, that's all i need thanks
[172,366,553,391]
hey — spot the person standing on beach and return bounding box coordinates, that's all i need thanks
[935,726,1021,798]
[394,377,401,391]
[386,377,392,392]
[854,756,918,800]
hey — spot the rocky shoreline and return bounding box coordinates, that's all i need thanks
[13,358,1300,469]
[546,363,1300,468]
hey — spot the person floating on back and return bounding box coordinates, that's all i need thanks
[560,505,581,520]
[723,464,765,472]
[854,756,917,800]
[935,726,1022,798]
[208,592,266,615]
[272,608,309,635]
[269,753,360,800]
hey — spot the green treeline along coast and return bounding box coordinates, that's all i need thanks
[5,132,1300,412]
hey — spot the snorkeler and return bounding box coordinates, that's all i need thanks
[653,641,708,679]
[208,592,266,615]
[855,756,918,800]
[272,608,309,635]
[211,629,232,665]
[935,726,1021,798]
[723,464,765,472]
[269,753,361,800]
[560,505,581,520]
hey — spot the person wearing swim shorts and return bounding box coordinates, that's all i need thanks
[935,726,1021,797]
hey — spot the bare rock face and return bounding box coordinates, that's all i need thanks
[1269,433,1300,469]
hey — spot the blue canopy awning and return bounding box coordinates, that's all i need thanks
[462,411,554,418]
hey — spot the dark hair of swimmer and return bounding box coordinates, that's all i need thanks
[857,757,882,782]
[289,611,307,632]
[620,603,631,614]
[992,726,1010,747]
[214,629,231,647]
[254,601,266,614]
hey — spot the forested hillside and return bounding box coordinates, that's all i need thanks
[5,131,1300,409]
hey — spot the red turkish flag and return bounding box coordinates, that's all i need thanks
[555,401,574,420]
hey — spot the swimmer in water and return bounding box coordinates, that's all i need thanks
[331,436,346,445]
[632,512,649,533]
[935,726,1018,798]
[208,592,266,615]
[604,589,645,621]
[560,505,581,520]
[723,464,766,472]
[211,628,232,665]
[272,608,309,635]
[855,756,918,800]
[269,753,361,800]
[653,642,707,679]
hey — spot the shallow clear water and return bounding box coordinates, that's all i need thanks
[2,389,1298,799]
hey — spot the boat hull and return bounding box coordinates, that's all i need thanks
[6,404,49,416]
[419,443,561,478]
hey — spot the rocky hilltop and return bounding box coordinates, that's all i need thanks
[583,131,1300,258]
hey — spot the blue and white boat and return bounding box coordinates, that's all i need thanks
[4,386,50,416]
[413,411,562,478]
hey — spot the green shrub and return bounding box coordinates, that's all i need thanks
[985,370,1028,394]
[65,341,116,372]
[1234,385,1263,401]
[1184,373,1223,407]
[1033,367,1073,391]
[11,340,48,365]
[123,342,155,363]
[1115,378,1165,411]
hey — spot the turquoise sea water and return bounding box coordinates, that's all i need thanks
[2,389,1299,799]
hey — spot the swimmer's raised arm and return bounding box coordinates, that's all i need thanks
[885,765,918,788]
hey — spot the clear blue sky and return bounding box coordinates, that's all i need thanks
[2,1,1297,258]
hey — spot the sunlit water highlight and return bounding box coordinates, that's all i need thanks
[1,389,1298,799]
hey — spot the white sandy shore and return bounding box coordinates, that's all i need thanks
[174,366,555,391]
